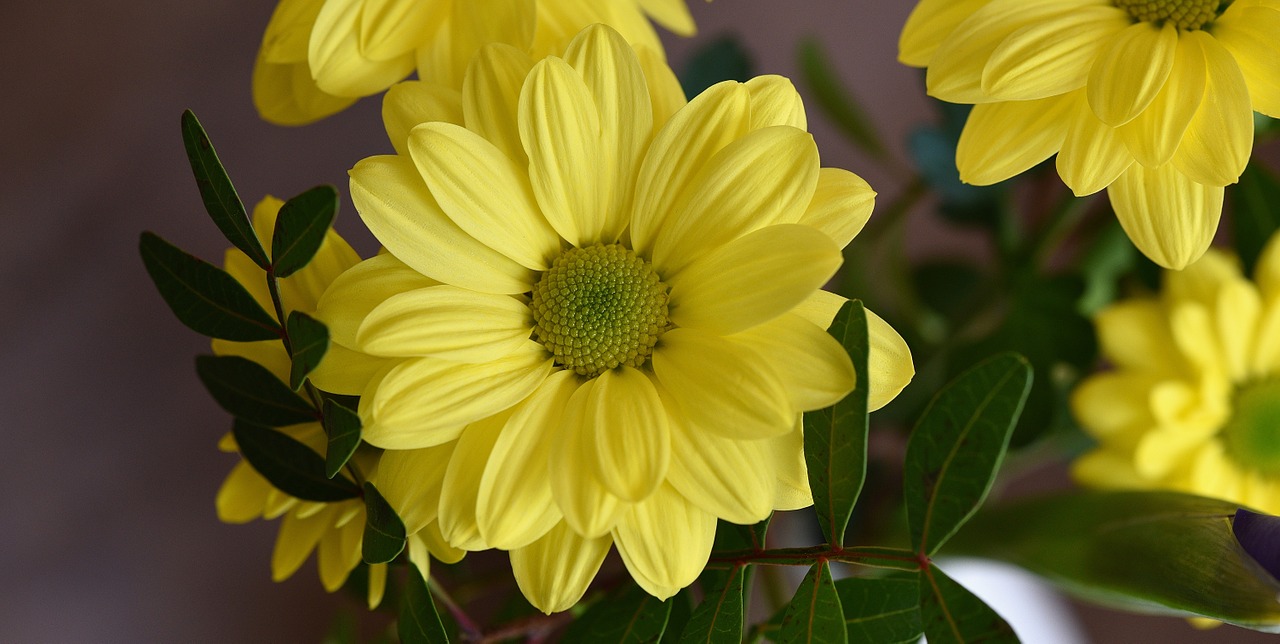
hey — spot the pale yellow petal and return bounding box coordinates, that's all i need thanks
[1093,299,1184,372]
[272,505,335,581]
[1056,90,1134,196]
[982,6,1129,101]
[791,290,847,329]
[1215,281,1262,381]
[640,0,696,36]
[1162,247,1242,310]
[1070,372,1158,440]
[956,95,1074,186]
[550,379,625,537]
[382,81,464,157]
[1255,232,1280,299]
[745,75,807,130]
[511,521,611,614]
[613,483,716,600]
[216,461,271,523]
[308,341,391,396]
[416,521,466,565]
[635,44,687,127]
[587,367,670,503]
[349,155,534,294]
[314,253,438,347]
[772,418,813,510]
[898,0,990,67]
[463,44,534,165]
[866,308,916,411]
[357,285,532,362]
[359,0,445,61]
[408,122,561,270]
[1119,35,1205,168]
[729,313,855,413]
[652,328,794,440]
[1171,32,1253,187]
[259,0,321,64]
[796,168,875,248]
[438,413,507,551]
[1214,5,1280,118]
[253,56,356,126]
[1108,162,1222,270]
[1086,22,1178,126]
[309,0,414,97]
[373,444,455,535]
[1072,449,1151,489]
[1250,296,1280,376]
[367,563,387,609]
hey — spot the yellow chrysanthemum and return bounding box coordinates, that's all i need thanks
[254,0,695,125]
[899,0,1280,269]
[309,24,915,613]
[212,197,462,606]
[1072,235,1280,515]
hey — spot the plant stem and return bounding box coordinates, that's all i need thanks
[428,577,485,642]
[706,544,922,572]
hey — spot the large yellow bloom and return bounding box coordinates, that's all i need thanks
[1072,235,1280,515]
[309,24,914,613]
[254,0,695,125]
[213,197,462,606]
[900,0,1280,269]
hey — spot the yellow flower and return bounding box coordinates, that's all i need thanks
[213,197,462,607]
[899,0,1280,269]
[1072,235,1280,515]
[254,0,695,125]
[310,24,915,613]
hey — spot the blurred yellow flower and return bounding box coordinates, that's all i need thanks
[1072,236,1280,515]
[253,0,695,125]
[310,24,914,613]
[213,196,462,607]
[899,0,1280,269]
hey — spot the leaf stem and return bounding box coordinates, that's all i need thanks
[705,544,921,571]
[427,576,485,642]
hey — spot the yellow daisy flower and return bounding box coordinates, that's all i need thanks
[212,196,462,606]
[254,0,695,125]
[310,24,915,613]
[899,0,1280,269]
[1072,235,1280,515]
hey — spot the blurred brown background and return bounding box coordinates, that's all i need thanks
[0,1,1270,642]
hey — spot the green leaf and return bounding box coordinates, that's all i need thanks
[680,564,745,644]
[286,311,330,390]
[835,576,923,644]
[399,564,449,644]
[904,353,1032,556]
[323,398,362,479]
[272,185,339,278]
[804,300,870,546]
[918,564,1017,644]
[180,110,268,268]
[948,491,1280,632]
[1232,161,1280,275]
[232,421,361,502]
[562,583,673,643]
[195,355,316,426]
[798,38,887,159]
[139,232,281,341]
[840,546,922,573]
[362,481,407,564]
[680,36,753,99]
[779,561,847,644]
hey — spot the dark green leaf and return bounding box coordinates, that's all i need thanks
[363,482,407,564]
[286,311,330,390]
[562,583,672,643]
[779,561,847,644]
[1232,161,1280,275]
[272,185,339,278]
[662,591,695,644]
[840,546,922,573]
[232,421,361,502]
[948,491,1280,632]
[323,398,362,479]
[140,232,281,341]
[798,38,887,159]
[681,36,753,99]
[804,301,870,546]
[180,110,268,268]
[918,564,1017,644]
[835,576,923,644]
[680,564,745,644]
[1077,220,1137,316]
[196,355,315,426]
[904,353,1032,556]
[399,563,449,644]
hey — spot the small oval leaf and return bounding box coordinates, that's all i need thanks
[918,564,1017,644]
[323,398,362,479]
[180,110,268,268]
[680,564,745,644]
[780,561,847,644]
[835,576,923,644]
[286,311,330,391]
[272,185,339,278]
[399,563,449,644]
[196,355,316,427]
[363,481,407,564]
[140,232,281,341]
[232,421,360,502]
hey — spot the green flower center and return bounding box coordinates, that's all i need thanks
[1224,380,1280,475]
[530,244,669,378]
[1114,0,1224,30]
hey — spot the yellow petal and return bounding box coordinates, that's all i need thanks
[1215,281,1262,381]
[772,417,814,510]
[357,285,532,362]
[729,313,855,412]
[213,338,292,390]
[635,44,687,127]
[259,0,321,64]
[359,0,445,61]
[374,444,455,535]
[1108,162,1222,269]
[745,75,807,130]
[653,126,820,275]
[463,44,534,165]
[368,563,388,609]
[362,346,552,449]
[511,521,612,614]
[438,413,508,551]
[1056,90,1133,196]
[408,122,561,270]
[477,371,576,549]
[791,290,847,329]
[314,253,438,347]
[252,56,356,126]
[1094,299,1185,372]
[1163,248,1242,310]
[382,81,464,157]
[652,328,794,440]
[308,341,391,396]
[1255,228,1280,298]
[640,0,696,36]
[1086,22,1178,126]
[866,308,916,411]
[349,155,534,294]
[956,95,1074,186]
[317,512,363,591]
[898,0,990,67]
[613,483,716,600]
[550,379,625,537]
[309,0,415,96]
[216,461,271,523]
[1119,35,1206,168]
[1072,449,1151,488]
[519,57,607,246]
[586,367,670,503]
[1070,372,1158,440]
[1214,5,1280,118]
[1171,32,1253,187]
[796,168,876,248]
[272,506,334,581]
[414,521,466,566]
[982,6,1129,101]
[1250,295,1280,376]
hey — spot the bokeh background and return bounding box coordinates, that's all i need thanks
[1,2,1272,641]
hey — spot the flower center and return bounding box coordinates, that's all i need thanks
[1224,380,1280,475]
[530,244,669,378]
[1114,0,1223,30]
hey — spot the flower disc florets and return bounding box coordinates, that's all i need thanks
[1114,0,1221,30]
[530,244,669,378]
[1225,380,1280,475]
